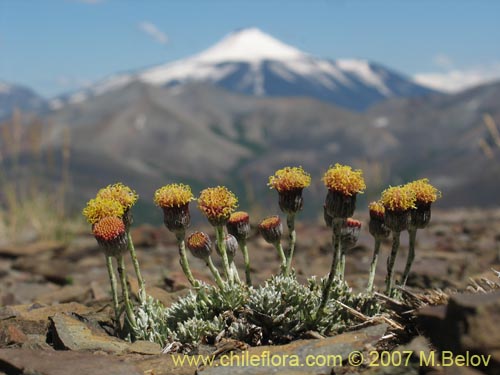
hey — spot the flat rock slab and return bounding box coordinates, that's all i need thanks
[0,240,65,258]
[0,302,93,321]
[197,324,387,375]
[35,284,92,304]
[133,355,197,375]
[0,348,142,375]
[50,313,129,354]
[127,340,162,355]
[418,291,500,375]
[13,256,74,285]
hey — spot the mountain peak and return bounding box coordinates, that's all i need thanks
[195,27,306,63]
[0,81,12,94]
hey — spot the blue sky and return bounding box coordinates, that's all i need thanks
[1,0,500,97]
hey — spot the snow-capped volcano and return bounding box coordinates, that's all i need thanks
[55,28,436,111]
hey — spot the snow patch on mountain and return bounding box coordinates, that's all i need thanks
[0,82,12,94]
[194,27,304,63]
[337,59,392,96]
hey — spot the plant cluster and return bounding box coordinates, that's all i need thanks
[83,165,440,349]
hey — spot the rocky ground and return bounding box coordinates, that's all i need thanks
[0,208,499,374]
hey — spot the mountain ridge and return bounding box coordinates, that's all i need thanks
[7,79,496,217]
[50,28,438,112]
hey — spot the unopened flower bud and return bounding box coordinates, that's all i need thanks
[216,234,239,263]
[186,231,212,261]
[341,218,362,251]
[226,211,251,242]
[368,202,390,240]
[258,215,282,245]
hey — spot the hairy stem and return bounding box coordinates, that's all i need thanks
[385,231,401,296]
[176,232,197,287]
[206,256,225,289]
[105,255,120,331]
[317,223,341,318]
[333,220,343,280]
[402,228,417,287]
[367,239,381,292]
[215,225,233,284]
[339,245,347,280]
[117,255,137,330]
[231,262,242,284]
[127,231,146,302]
[285,213,296,275]
[238,239,252,286]
[274,241,287,275]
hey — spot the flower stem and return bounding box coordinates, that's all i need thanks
[317,222,341,318]
[285,213,296,275]
[116,254,137,330]
[385,231,401,296]
[332,220,343,279]
[206,256,225,289]
[238,239,252,286]
[127,231,146,302]
[105,255,120,331]
[274,241,287,275]
[402,228,417,287]
[215,225,233,284]
[176,232,197,287]
[339,249,346,281]
[367,239,381,292]
[231,262,242,284]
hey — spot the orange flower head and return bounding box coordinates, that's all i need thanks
[227,211,251,241]
[259,215,281,231]
[186,231,212,260]
[258,215,283,244]
[93,216,126,242]
[228,211,250,224]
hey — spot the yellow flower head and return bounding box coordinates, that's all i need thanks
[154,183,195,208]
[83,197,125,224]
[368,201,385,218]
[405,179,441,205]
[380,185,416,212]
[198,186,238,223]
[268,166,311,193]
[322,163,366,196]
[96,183,138,210]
